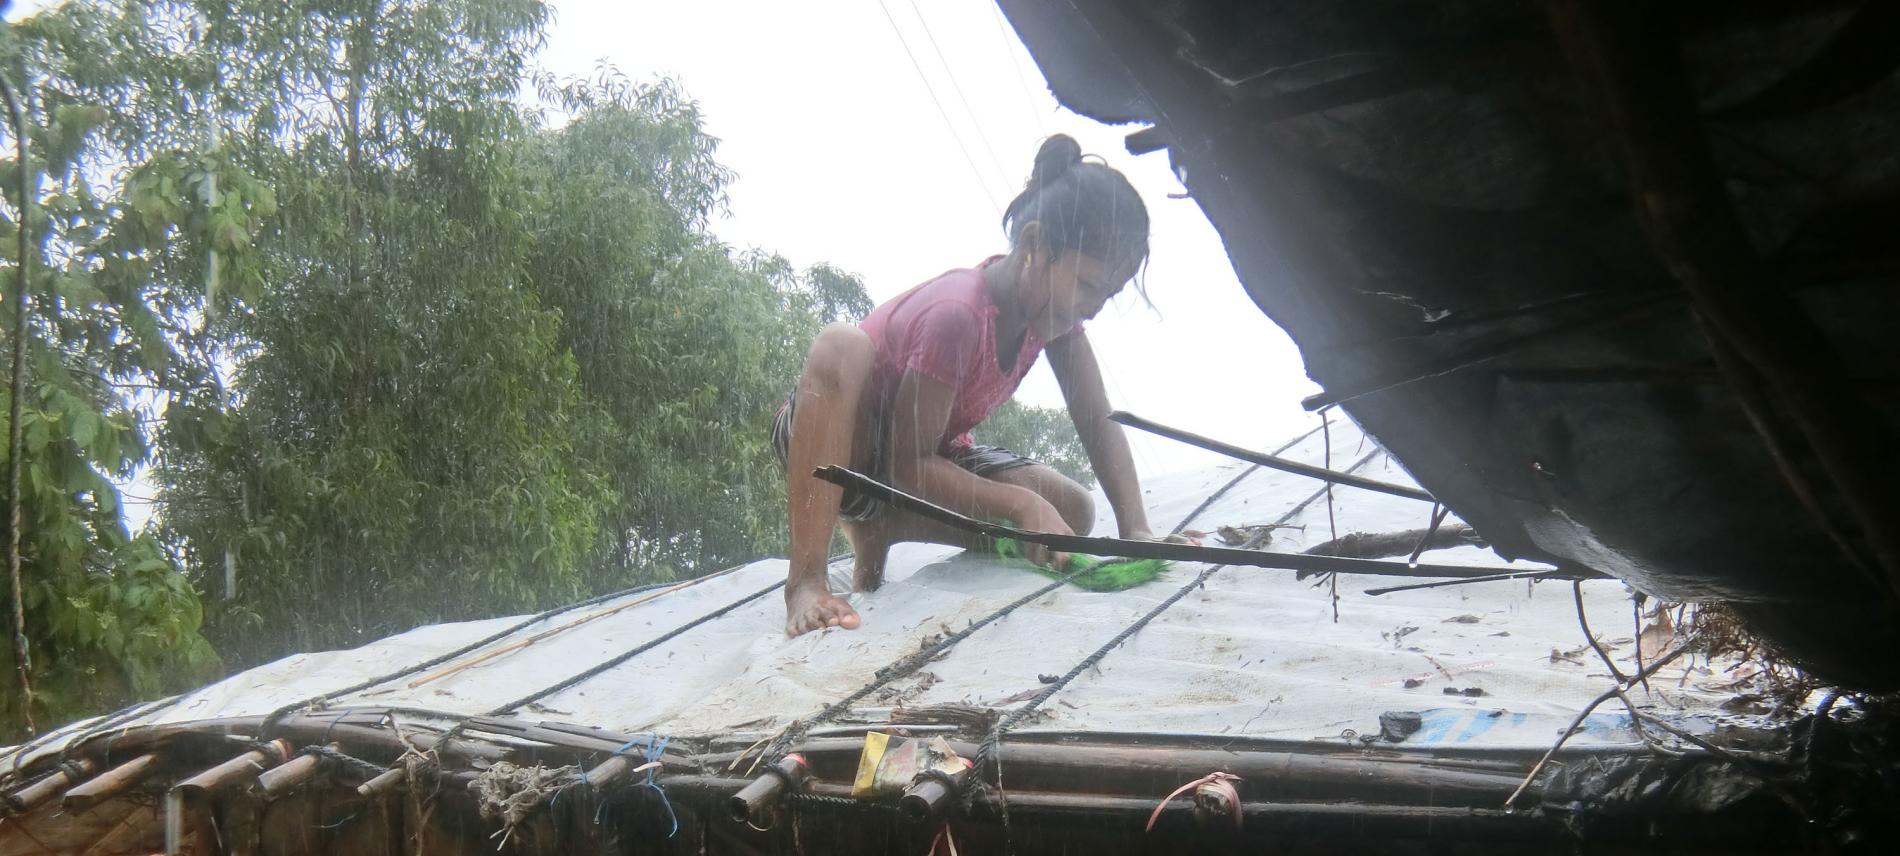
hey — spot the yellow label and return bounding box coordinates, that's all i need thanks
[851,731,890,797]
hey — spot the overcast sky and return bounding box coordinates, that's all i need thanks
[537,0,1320,477]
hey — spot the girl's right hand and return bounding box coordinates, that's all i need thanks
[1016,499,1074,570]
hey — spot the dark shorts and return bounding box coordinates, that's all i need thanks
[772,392,1041,522]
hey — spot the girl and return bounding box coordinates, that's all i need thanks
[777,135,1160,637]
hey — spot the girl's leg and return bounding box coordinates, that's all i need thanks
[991,463,1097,535]
[785,324,878,637]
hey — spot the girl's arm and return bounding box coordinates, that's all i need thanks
[890,369,1075,567]
[1046,330,1157,540]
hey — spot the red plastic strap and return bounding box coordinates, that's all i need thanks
[1145,771,1243,832]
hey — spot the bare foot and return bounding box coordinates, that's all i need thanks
[786,584,861,637]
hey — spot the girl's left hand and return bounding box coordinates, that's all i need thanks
[1124,528,1202,546]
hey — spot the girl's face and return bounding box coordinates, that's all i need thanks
[1023,248,1136,340]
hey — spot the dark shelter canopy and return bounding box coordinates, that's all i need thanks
[997,0,1900,689]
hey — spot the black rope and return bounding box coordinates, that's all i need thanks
[480,576,799,717]
[789,791,891,812]
[300,745,391,780]
[3,694,179,781]
[760,562,1101,761]
[259,578,690,733]
[1164,424,1324,535]
[753,428,1304,762]
[260,557,852,736]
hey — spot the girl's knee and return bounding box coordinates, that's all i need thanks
[800,324,874,394]
[1016,467,1095,535]
[1053,479,1096,535]
[810,323,873,365]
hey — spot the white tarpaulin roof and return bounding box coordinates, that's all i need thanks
[6,417,1764,769]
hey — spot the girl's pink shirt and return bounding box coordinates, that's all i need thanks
[859,258,1071,454]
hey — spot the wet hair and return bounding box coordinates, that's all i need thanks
[1001,135,1150,277]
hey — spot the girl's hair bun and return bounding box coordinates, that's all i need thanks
[1003,134,1149,277]
[1029,134,1084,187]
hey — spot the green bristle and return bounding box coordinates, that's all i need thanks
[993,537,1171,592]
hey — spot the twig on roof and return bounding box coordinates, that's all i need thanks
[1573,581,1633,685]
[1364,571,1573,596]
[1301,523,1484,567]
[1322,412,1340,623]
[1503,641,1695,809]
[1407,504,1455,566]
[1573,581,1654,747]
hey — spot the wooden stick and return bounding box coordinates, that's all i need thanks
[173,739,291,797]
[257,747,332,796]
[1305,523,1482,562]
[62,752,161,811]
[1406,504,1454,566]
[355,766,407,798]
[1573,580,1632,684]
[581,755,659,790]
[815,466,1580,581]
[1110,411,1435,502]
[1364,571,1574,596]
[2,756,95,812]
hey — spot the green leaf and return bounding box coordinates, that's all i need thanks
[71,409,99,449]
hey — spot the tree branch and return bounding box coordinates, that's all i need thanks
[1302,523,1484,561]
[2,69,37,734]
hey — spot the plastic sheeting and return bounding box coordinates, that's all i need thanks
[5,418,1766,770]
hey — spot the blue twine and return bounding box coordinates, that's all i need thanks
[599,735,677,838]
[320,710,350,744]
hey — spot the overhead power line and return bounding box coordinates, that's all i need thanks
[876,0,1003,215]
[989,1,1051,136]
[906,0,1013,190]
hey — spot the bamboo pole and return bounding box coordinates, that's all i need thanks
[257,746,332,796]
[62,752,161,811]
[2,757,95,812]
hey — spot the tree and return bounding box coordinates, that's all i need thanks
[971,399,1094,488]
[514,73,871,588]
[149,0,616,663]
[0,0,286,734]
[143,17,870,664]
[3,0,876,713]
